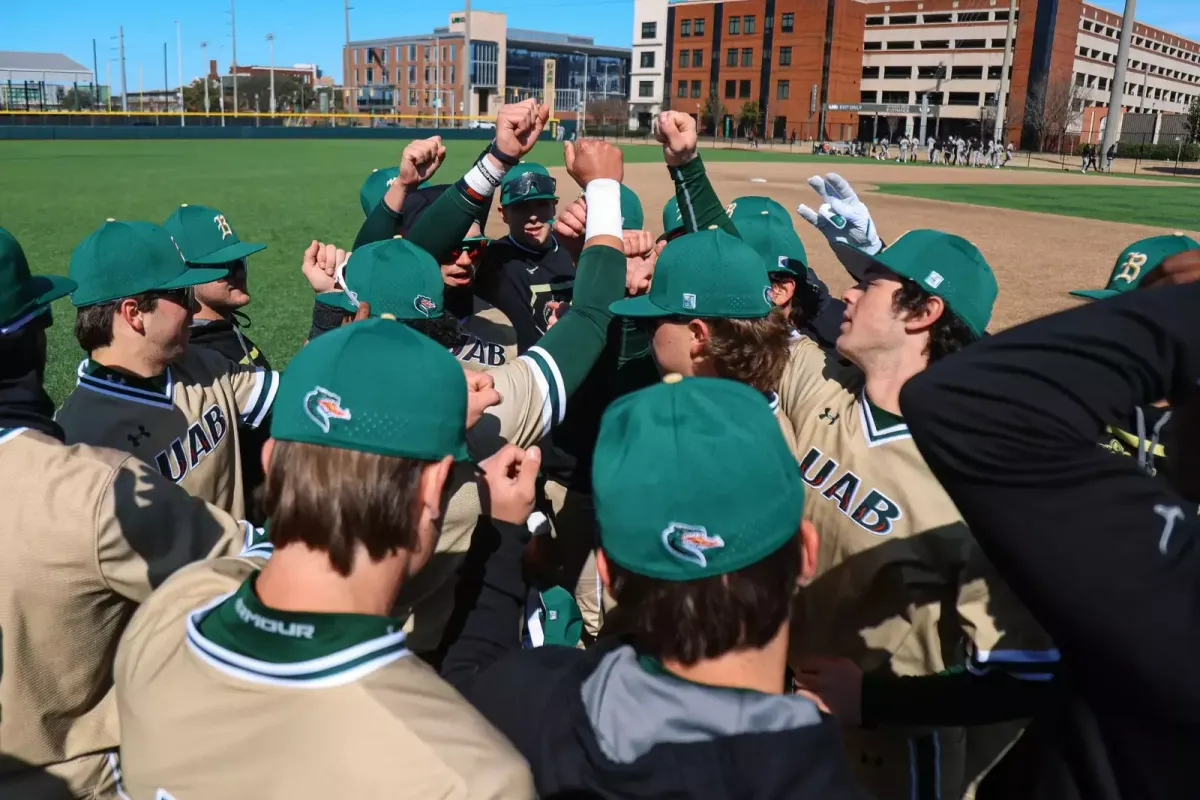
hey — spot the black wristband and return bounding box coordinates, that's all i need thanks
[488,139,521,167]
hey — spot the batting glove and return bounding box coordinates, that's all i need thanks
[796,173,884,257]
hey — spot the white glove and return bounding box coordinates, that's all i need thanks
[796,173,883,256]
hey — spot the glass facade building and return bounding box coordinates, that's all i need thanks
[505,33,631,103]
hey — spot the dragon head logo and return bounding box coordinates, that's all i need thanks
[661,522,725,568]
[414,294,437,317]
[304,386,352,433]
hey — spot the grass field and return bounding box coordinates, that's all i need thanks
[872,183,1200,229]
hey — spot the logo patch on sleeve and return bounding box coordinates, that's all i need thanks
[662,522,724,568]
[304,387,352,433]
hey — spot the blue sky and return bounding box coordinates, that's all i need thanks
[2,0,1195,87]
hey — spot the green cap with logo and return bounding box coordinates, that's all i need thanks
[69,220,230,307]
[163,204,267,265]
[529,586,584,648]
[1070,234,1200,300]
[360,167,400,216]
[661,196,684,238]
[728,195,791,227]
[609,228,772,319]
[594,375,805,581]
[0,227,76,332]
[317,238,445,321]
[621,184,644,230]
[500,162,558,205]
[271,318,468,461]
[736,214,808,278]
[834,229,996,338]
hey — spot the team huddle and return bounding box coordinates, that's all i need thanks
[2,99,1199,800]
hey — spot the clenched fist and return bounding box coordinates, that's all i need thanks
[564,139,624,188]
[495,99,550,160]
[301,240,343,294]
[551,197,588,261]
[478,443,542,525]
[654,111,699,167]
[399,136,447,188]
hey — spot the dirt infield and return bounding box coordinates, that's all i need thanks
[530,160,1200,331]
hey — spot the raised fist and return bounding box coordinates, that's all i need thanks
[495,99,550,160]
[478,443,542,525]
[551,197,587,261]
[654,111,698,166]
[564,140,623,188]
[399,136,447,187]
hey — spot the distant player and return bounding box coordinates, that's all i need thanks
[927,136,936,162]
[898,136,909,163]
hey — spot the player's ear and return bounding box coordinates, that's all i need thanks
[260,438,276,477]
[770,278,796,307]
[798,520,819,588]
[901,293,946,332]
[118,297,146,335]
[417,455,454,522]
[595,548,613,593]
[498,205,510,225]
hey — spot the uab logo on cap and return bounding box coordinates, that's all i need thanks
[414,294,437,317]
[304,386,352,433]
[662,522,725,568]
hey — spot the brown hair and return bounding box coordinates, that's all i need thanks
[890,278,977,363]
[74,294,158,352]
[605,535,800,665]
[704,307,792,392]
[262,439,426,576]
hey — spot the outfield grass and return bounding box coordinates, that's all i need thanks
[871,183,1200,230]
[4,138,851,403]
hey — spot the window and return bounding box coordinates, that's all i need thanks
[408,65,416,83]
[994,10,1012,21]
[691,80,702,98]
[408,45,416,60]
[1075,72,1085,86]
[990,39,1006,48]
[744,15,756,34]
[693,49,704,67]
[957,11,989,22]
[424,67,430,82]
[917,65,943,79]
[888,41,915,50]
[884,65,912,79]
[640,51,655,68]
[924,13,952,23]
[866,16,884,26]
[727,48,738,66]
[987,65,1012,80]
[366,68,374,83]
[890,14,917,24]
[778,46,791,66]
[926,91,944,105]
[1078,46,1088,57]
[677,80,687,97]
[641,21,657,39]
[864,41,882,50]
[409,89,417,106]
[948,91,980,105]
[695,18,705,35]
[955,39,986,49]
[725,79,736,98]
[952,65,983,79]
[639,80,654,97]
[881,90,910,103]
[729,16,740,35]
[424,46,431,60]
[450,66,455,83]
[766,15,773,31]
[776,79,790,99]
[681,19,691,36]
[449,44,456,61]
[741,48,754,66]
[861,90,878,103]
[1082,20,1093,31]
[680,50,690,67]
[782,12,794,32]
[739,79,751,98]
[922,40,950,49]
[863,65,881,78]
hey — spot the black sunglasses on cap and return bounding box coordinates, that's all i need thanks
[505,172,557,201]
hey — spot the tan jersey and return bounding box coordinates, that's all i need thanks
[391,345,567,654]
[779,338,1056,800]
[0,427,260,800]
[114,557,533,800]
[56,347,279,519]
[453,297,518,372]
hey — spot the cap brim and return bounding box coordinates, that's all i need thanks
[29,274,78,307]
[831,242,883,281]
[156,266,231,290]
[187,240,267,264]
[609,294,672,317]
[316,291,356,313]
[502,193,558,205]
[1069,289,1121,300]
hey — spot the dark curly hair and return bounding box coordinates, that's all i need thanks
[891,278,978,363]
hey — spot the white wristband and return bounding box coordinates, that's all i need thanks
[584,178,623,241]
[463,156,510,198]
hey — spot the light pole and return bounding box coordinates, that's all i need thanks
[200,42,210,113]
[993,0,1016,143]
[230,0,238,114]
[266,33,276,114]
[1100,0,1135,161]
[572,50,589,135]
[176,20,184,125]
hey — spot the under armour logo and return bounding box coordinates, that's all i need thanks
[214,214,233,240]
[127,425,151,447]
[819,408,839,424]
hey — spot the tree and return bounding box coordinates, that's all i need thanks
[1024,72,1086,150]
[181,78,212,112]
[589,97,627,133]
[1187,97,1200,143]
[885,115,902,140]
[59,87,97,110]
[738,100,761,135]
[702,86,725,137]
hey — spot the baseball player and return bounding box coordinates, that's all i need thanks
[56,220,279,519]
[440,376,861,799]
[956,136,966,165]
[898,136,909,163]
[0,227,263,800]
[113,321,534,800]
[927,136,936,163]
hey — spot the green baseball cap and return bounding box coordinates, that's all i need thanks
[319,238,445,321]
[0,227,76,332]
[500,163,558,205]
[728,196,791,226]
[609,228,772,319]
[594,375,805,581]
[162,204,267,265]
[621,184,644,230]
[834,229,996,338]
[1070,234,1200,300]
[736,215,808,278]
[271,318,468,461]
[360,167,400,216]
[661,196,684,237]
[69,220,230,307]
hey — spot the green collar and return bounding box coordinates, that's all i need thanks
[860,388,910,446]
[187,574,411,687]
[82,358,170,394]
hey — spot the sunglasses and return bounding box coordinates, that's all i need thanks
[154,285,195,307]
[448,239,489,262]
[505,172,557,201]
[215,257,248,274]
